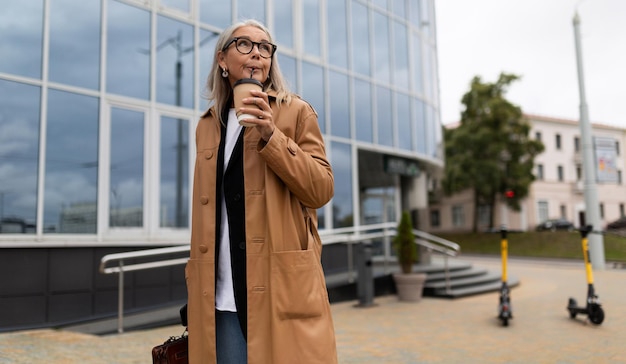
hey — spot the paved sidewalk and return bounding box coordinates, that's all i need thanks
[1,256,625,363]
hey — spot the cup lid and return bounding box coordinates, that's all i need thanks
[234,78,263,87]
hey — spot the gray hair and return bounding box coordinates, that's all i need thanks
[205,19,292,124]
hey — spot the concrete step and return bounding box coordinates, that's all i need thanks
[425,271,501,290]
[60,302,186,335]
[425,267,490,282]
[431,276,521,298]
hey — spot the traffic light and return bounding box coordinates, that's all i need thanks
[505,190,514,198]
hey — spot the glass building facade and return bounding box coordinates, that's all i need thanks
[0,0,442,329]
[0,0,441,241]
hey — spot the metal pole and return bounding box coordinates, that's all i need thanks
[383,224,390,274]
[347,239,354,283]
[175,31,184,228]
[356,242,374,307]
[500,199,508,230]
[117,262,124,333]
[573,12,605,269]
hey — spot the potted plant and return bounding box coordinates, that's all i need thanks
[392,211,427,302]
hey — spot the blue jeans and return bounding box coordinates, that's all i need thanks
[215,310,247,364]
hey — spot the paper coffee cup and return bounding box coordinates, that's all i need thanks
[233,78,263,127]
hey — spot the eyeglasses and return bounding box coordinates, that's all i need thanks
[222,37,277,58]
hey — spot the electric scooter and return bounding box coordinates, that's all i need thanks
[567,225,605,325]
[497,228,512,326]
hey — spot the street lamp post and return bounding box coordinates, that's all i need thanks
[573,11,605,269]
[500,151,510,230]
[174,31,185,228]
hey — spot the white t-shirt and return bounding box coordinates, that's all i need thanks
[215,109,244,312]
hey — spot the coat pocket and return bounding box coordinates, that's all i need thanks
[271,249,325,320]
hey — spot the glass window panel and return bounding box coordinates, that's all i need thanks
[373,11,390,83]
[412,33,424,94]
[361,190,383,225]
[317,207,325,230]
[372,0,387,9]
[538,201,549,223]
[361,187,396,225]
[238,0,265,23]
[424,45,435,100]
[421,0,433,38]
[413,97,426,154]
[0,1,44,78]
[157,16,195,109]
[351,1,370,76]
[409,0,421,26]
[329,71,350,139]
[274,0,293,48]
[327,0,348,69]
[110,108,144,228]
[452,205,464,227]
[107,0,150,100]
[44,90,99,234]
[199,0,231,28]
[301,62,325,133]
[354,78,372,143]
[376,86,392,147]
[277,54,296,92]
[434,106,442,158]
[393,21,409,90]
[160,116,189,228]
[430,209,440,227]
[0,80,40,234]
[161,0,190,13]
[392,0,406,18]
[303,0,321,57]
[199,29,219,111]
[430,48,439,102]
[331,142,352,228]
[425,104,435,157]
[478,205,490,226]
[397,92,411,150]
[49,0,100,90]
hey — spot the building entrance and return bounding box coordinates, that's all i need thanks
[358,149,400,261]
[358,149,399,226]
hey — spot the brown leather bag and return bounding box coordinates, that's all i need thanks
[152,331,188,364]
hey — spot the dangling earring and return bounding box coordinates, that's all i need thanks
[222,68,228,78]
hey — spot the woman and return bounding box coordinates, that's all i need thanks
[186,19,338,364]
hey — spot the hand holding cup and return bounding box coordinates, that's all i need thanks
[233,78,263,127]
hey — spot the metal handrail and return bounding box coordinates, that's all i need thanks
[319,223,460,288]
[99,245,190,333]
[99,223,460,333]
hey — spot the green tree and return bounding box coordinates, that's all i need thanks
[443,73,544,232]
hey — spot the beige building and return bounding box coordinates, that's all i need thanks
[423,114,626,233]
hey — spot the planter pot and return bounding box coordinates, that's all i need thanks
[393,272,427,302]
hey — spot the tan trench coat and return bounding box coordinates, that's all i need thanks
[186,92,338,363]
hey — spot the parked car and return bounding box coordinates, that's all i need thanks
[536,218,575,232]
[606,216,626,230]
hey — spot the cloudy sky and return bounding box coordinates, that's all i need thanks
[435,0,626,127]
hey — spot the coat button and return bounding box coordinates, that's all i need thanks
[287,139,297,155]
[239,241,245,250]
[199,245,208,253]
[233,193,241,201]
[200,196,209,204]
[205,151,213,159]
